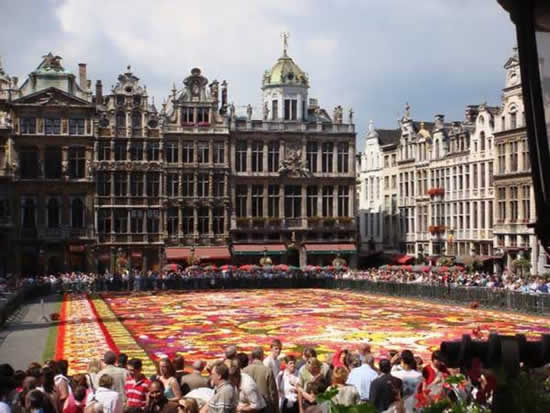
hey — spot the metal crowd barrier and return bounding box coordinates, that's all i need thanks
[0,282,52,327]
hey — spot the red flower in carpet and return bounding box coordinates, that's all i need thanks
[469,301,480,309]
[50,313,60,320]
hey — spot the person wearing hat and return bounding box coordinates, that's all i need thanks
[95,351,127,404]
[181,361,209,396]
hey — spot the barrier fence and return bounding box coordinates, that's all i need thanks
[1,277,549,326]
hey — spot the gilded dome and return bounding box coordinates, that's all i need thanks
[262,52,309,89]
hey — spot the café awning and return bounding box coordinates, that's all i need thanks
[304,243,356,255]
[232,244,287,256]
[166,247,231,261]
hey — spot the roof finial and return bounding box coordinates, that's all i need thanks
[404,102,411,120]
[127,64,132,72]
[281,31,290,56]
[368,120,374,133]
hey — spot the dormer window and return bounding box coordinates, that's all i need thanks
[21,118,36,134]
[272,100,278,120]
[181,108,193,124]
[284,99,297,120]
[116,95,125,106]
[133,96,141,106]
[197,108,210,124]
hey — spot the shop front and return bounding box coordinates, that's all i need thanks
[303,243,356,267]
[231,244,287,266]
[166,246,231,267]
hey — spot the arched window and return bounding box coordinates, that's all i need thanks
[131,111,141,129]
[71,198,84,229]
[47,198,60,228]
[22,199,36,228]
[479,115,484,127]
[116,112,126,128]
[480,131,486,151]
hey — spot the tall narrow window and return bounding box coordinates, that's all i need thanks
[97,172,111,196]
[510,112,517,129]
[47,198,60,228]
[181,108,193,124]
[182,174,194,197]
[523,185,531,222]
[236,185,248,217]
[166,174,179,197]
[45,147,62,179]
[251,141,263,172]
[131,111,141,132]
[522,140,530,170]
[147,210,160,233]
[20,147,39,179]
[98,209,111,233]
[251,185,264,217]
[197,174,209,197]
[130,142,144,161]
[165,142,178,163]
[20,118,36,134]
[510,186,519,222]
[268,142,279,172]
[198,207,209,234]
[284,185,301,218]
[167,208,178,235]
[98,141,111,161]
[321,142,333,173]
[272,100,278,120]
[480,131,486,151]
[131,210,144,233]
[197,142,209,163]
[114,210,128,233]
[114,172,127,196]
[71,198,84,228]
[236,140,247,172]
[213,207,224,234]
[182,142,194,163]
[268,185,279,217]
[182,207,194,234]
[213,142,224,164]
[337,142,349,173]
[69,147,86,179]
[480,163,486,188]
[146,173,160,197]
[130,173,143,196]
[114,141,127,161]
[306,142,318,173]
[147,142,160,161]
[307,186,318,217]
[498,188,506,222]
[197,108,210,124]
[213,175,225,198]
[116,112,126,133]
[510,142,518,172]
[472,164,478,189]
[322,186,333,217]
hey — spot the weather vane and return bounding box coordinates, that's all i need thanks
[281,32,290,55]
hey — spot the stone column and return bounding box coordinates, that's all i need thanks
[332,144,337,173]
[178,139,183,164]
[246,142,252,173]
[278,96,283,120]
[193,141,198,164]
[333,185,338,216]
[246,185,252,217]
[110,140,115,161]
[316,143,321,173]
[208,207,213,235]
[62,146,69,179]
[297,95,302,121]
[193,171,198,198]
[263,141,268,172]
[348,143,355,176]
[178,207,183,237]
[317,186,323,217]
[224,173,229,198]
[263,185,268,217]
[279,185,284,219]
[209,140,213,165]
[208,171,214,197]
[38,146,45,178]
[301,185,307,221]
[193,207,198,235]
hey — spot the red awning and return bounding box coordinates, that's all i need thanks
[131,251,143,259]
[166,247,231,261]
[233,244,286,255]
[397,255,414,264]
[304,243,356,255]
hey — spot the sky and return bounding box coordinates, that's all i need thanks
[1,0,516,151]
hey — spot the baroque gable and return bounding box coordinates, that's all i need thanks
[12,87,92,107]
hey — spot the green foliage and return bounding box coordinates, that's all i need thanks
[507,370,550,413]
[316,388,377,413]
[421,400,451,413]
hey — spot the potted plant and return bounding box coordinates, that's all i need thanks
[236,217,250,227]
[268,217,281,226]
[338,216,353,225]
[252,217,266,227]
[308,216,322,226]
[323,217,336,227]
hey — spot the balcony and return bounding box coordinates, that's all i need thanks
[39,228,65,240]
[68,228,93,239]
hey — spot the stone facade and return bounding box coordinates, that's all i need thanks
[358,49,547,275]
[0,45,357,275]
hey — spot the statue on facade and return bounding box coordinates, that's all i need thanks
[348,108,354,124]
[246,104,253,121]
[229,102,235,120]
[210,80,219,103]
[278,143,311,178]
[403,102,411,121]
[263,101,270,120]
[333,105,343,124]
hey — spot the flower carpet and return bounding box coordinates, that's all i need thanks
[56,289,550,373]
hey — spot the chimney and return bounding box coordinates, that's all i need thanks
[95,80,103,105]
[78,63,87,90]
[435,114,445,130]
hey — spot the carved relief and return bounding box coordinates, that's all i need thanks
[278,141,311,178]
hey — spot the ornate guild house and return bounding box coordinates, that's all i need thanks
[0,39,358,275]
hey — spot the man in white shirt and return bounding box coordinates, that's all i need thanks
[95,351,127,404]
[229,365,266,413]
[87,374,123,413]
[346,355,378,402]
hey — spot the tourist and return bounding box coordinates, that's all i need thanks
[370,359,402,413]
[157,358,182,401]
[202,363,238,413]
[358,344,372,364]
[116,354,128,372]
[228,364,266,413]
[0,376,16,413]
[95,352,127,404]
[27,389,56,413]
[54,360,72,413]
[328,367,359,406]
[243,348,279,413]
[178,399,199,413]
[224,347,238,368]
[297,380,326,413]
[263,339,282,381]
[297,349,329,387]
[180,361,209,396]
[236,354,249,370]
[38,367,59,413]
[173,355,187,384]
[125,359,151,409]
[86,374,122,413]
[390,351,422,413]
[277,356,298,413]
[145,381,178,413]
[346,355,378,402]
[86,360,102,392]
[296,358,328,411]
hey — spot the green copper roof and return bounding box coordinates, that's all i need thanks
[262,52,309,89]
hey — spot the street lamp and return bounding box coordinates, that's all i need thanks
[498,0,550,251]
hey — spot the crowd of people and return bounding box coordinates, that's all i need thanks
[341,268,550,294]
[3,338,535,413]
